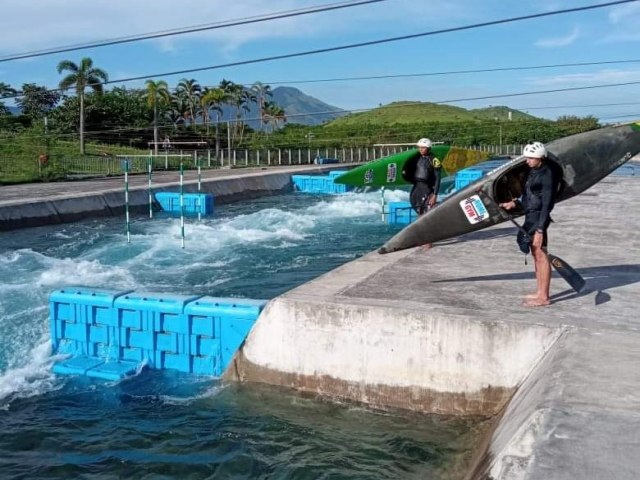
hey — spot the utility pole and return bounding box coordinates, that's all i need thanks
[227,120,232,162]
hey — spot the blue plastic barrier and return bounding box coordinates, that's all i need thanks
[154,192,214,215]
[454,159,509,191]
[386,201,418,225]
[292,174,351,194]
[50,288,267,380]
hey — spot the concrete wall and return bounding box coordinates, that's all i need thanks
[225,250,566,416]
[0,169,314,231]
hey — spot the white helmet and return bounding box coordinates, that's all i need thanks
[523,142,547,159]
[417,138,432,148]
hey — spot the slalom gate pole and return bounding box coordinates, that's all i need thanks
[197,154,202,222]
[380,186,386,222]
[148,156,153,219]
[124,159,131,243]
[180,162,185,249]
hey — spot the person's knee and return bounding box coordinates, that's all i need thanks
[531,246,546,261]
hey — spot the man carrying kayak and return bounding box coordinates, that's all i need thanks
[500,142,557,307]
[409,138,442,215]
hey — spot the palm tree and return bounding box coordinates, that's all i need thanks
[0,82,17,115]
[57,57,108,154]
[0,82,16,98]
[263,101,287,133]
[200,87,229,157]
[219,79,246,147]
[251,81,273,132]
[175,78,201,128]
[166,96,189,129]
[143,80,171,155]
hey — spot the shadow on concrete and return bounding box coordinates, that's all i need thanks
[433,264,640,305]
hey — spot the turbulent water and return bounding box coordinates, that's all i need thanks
[0,190,486,479]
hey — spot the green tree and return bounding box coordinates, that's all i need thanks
[175,78,201,128]
[16,83,61,121]
[556,115,600,136]
[57,57,108,154]
[0,82,17,116]
[200,87,229,155]
[144,80,171,154]
[262,101,286,133]
[251,81,273,132]
[219,79,245,146]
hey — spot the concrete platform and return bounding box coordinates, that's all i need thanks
[0,163,357,231]
[227,175,640,479]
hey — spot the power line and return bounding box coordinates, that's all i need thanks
[1,0,636,100]
[259,59,640,85]
[0,0,386,63]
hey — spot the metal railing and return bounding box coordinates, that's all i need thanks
[0,145,524,183]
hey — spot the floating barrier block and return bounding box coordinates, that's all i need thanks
[114,292,200,368]
[50,288,267,379]
[455,169,485,191]
[184,297,267,375]
[386,201,418,226]
[53,356,106,376]
[49,287,133,355]
[85,361,140,381]
[154,192,214,215]
[454,159,509,191]
[292,174,352,194]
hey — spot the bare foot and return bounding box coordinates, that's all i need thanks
[524,293,539,300]
[422,243,432,251]
[522,297,551,307]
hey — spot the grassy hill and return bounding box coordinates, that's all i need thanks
[326,101,536,126]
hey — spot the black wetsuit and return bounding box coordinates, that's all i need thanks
[410,154,441,215]
[517,162,556,253]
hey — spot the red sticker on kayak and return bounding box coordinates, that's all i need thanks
[459,195,489,224]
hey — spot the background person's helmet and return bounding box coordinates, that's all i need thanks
[523,142,547,159]
[417,138,432,148]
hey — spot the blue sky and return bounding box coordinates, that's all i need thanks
[2,0,640,121]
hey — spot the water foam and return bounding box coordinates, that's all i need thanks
[0,341,62,408]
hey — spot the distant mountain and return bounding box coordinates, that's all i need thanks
[271,87,346,126]
[213,86,346,129]
[326,101,537,126]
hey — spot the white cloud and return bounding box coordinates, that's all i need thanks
[602,3,640,43]
[526,69,640,87]
[0,0,470,57]
[534,26,579,48]
[608,2,640,24]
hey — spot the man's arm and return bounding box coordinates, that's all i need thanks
[536,168,555,231]
[433,163,441,196]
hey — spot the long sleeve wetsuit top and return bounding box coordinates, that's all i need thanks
[414,154,441,195]
[521,163,555,231]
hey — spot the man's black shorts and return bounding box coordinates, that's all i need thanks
[518,212,550,253]
[410,182,434,215]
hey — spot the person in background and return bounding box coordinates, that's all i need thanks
[409,138,441,215]
[500,141,557,307]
